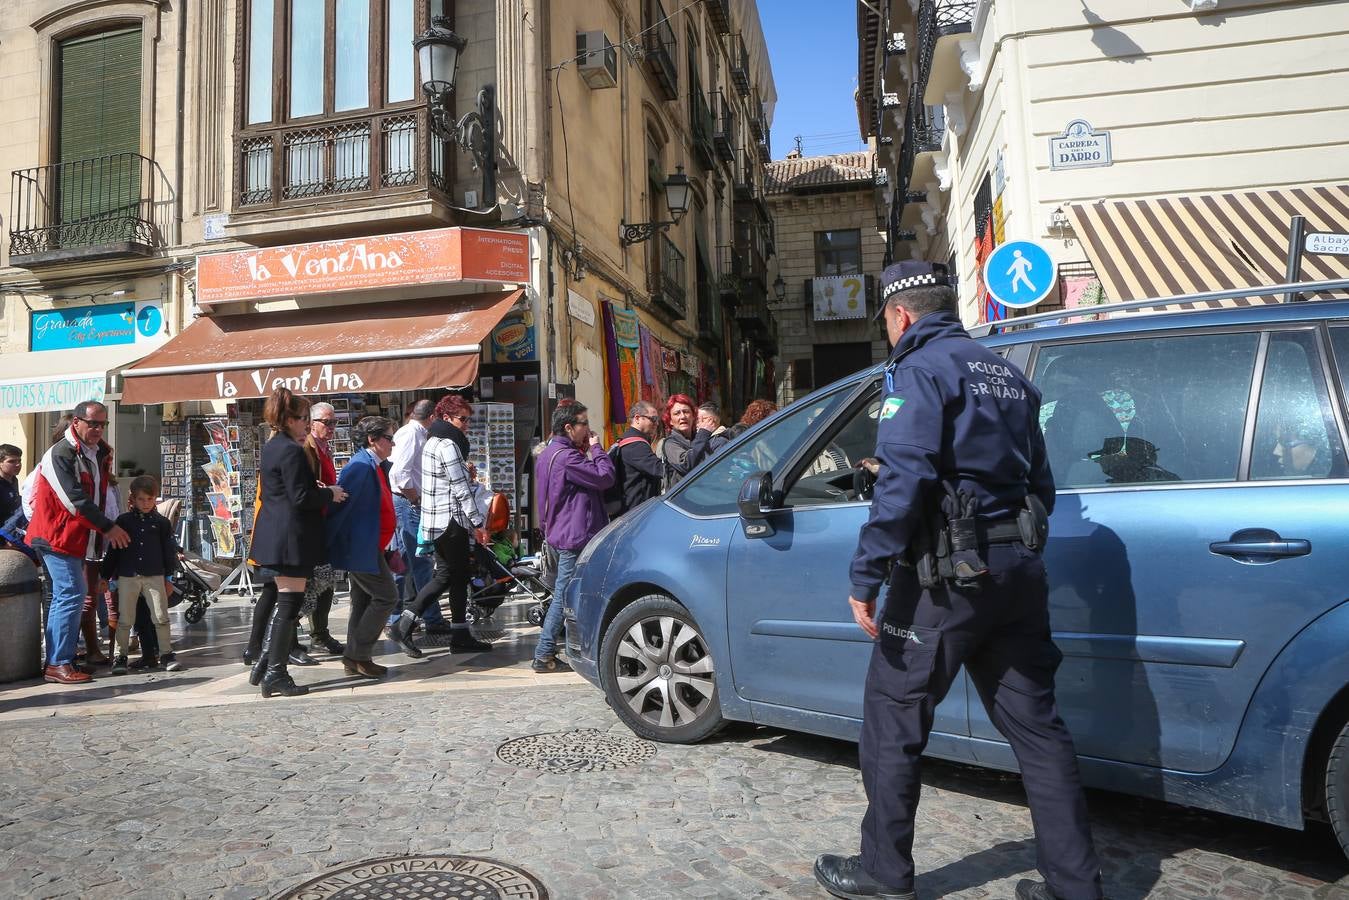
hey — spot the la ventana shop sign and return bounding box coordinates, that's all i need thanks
[214,364,366,399]
[197,227,530,305]
[1049,119,1112,171]
[30,300,164,351]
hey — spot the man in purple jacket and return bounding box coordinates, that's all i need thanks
[533,402,615,673]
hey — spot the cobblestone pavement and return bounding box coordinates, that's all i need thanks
[4,676,1349,899]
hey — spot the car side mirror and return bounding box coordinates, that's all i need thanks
[737,471,776,521]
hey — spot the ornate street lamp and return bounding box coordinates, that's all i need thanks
[415,17,496,208]
[620,166,692,246]
[772,275,786,302]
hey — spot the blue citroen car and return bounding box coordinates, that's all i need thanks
[564,296,1349,858]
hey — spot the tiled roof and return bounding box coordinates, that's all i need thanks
[764,151,875,195]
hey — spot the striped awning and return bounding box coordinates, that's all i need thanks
[1066,184,1349,307]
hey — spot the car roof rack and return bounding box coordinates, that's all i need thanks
[968,277,1349,338]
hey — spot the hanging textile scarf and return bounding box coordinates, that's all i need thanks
[610,305,642,429]
[638,325,662,403]
[600,301,626,439]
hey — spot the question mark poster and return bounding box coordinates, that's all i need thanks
[812,275,867,321]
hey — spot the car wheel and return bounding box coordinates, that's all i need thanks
[600,595,725,744]
[1326,719,1349,860]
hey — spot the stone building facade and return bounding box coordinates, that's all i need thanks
[765,151,888,405]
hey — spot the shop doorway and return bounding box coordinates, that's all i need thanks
[812,342,872,390]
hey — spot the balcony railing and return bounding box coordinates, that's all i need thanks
[757,128,772,164]
[696,275,722,343]
[704,0,731,34]
[235,108,451,210]
[711,90,737,162]
[644,0,679,101]
[691,87,716,169]
[650,233,687,318]
[916,0,976,88]
[729,33,750,96]
[733,147,757,198]
[9,152,169,264]
[733,216,766,286]
[748,91,764,140]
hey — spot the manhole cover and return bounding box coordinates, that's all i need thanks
[274,855,547,900]
[496,728,656,773]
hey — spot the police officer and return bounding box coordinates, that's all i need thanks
[813,261,1103,900]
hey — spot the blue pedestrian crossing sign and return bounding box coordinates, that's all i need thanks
[983,240,1057,309]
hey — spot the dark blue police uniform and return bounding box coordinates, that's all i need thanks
[817,262,1102,900]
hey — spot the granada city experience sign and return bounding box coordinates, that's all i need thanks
[196,226,530,305]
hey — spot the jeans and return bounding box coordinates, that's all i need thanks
[389,495,442,625]
[40,550,86,667]
[534,549,578,662]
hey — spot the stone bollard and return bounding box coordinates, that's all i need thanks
[0,548,43,682]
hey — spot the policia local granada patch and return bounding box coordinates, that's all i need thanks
[880,397,906,420]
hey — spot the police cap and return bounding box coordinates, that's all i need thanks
[873,260,951,322]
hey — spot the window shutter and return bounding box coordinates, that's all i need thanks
[58,28,143,225]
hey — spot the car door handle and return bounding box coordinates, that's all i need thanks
[1214,531,1305,558]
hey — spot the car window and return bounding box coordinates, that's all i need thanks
[1326,326,1349,406]
[784,388,882,507]
[669,386,853,516]
[1250,330,1346,480]
[1032,331,1259,488]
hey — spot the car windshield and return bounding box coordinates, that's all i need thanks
[670,385,854,516]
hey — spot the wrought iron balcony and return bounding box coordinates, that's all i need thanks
[644,0,679,101]
[8,153,169,265]
[649,233,687,318]
[696,276,722,344]
[732,215,766,287]
[691,88,716,170]
[757,128,772,165]
[729,33,750,97]
[711,90,737,162]
[733,147,758,198]
[916,0,975,89]
[748,91,765,140]
[703,0,731,34]
[899,84,943,195]
[235,108,451,210]
[734,292,771,337]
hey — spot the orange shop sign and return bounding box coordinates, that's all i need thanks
[196,226,530,305]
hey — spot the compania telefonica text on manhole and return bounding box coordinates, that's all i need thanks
[273,855,548,900]
[496,728,657,773]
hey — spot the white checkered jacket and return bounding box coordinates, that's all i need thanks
[420,434,482,542]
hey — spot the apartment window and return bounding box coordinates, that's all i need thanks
[243,0,420,125]
[815,230,862,276]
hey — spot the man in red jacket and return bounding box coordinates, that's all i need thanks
[27,401,130,684]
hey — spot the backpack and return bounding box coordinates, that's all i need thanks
[603,437,648,517]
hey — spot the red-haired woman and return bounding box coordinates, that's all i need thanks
[724,399,779,440]
[659,394,713,487]
[249,387,347,697]
[389,394,490,657]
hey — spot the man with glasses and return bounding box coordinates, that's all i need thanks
[607,401,664,518]
[532,401,615,673]
[27,401,130,684]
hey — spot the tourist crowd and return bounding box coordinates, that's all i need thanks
[8,390,779,693]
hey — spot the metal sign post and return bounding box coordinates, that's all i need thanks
[1284,215,1306,303]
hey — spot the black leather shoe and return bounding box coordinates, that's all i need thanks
[812,855,914,900]
[1015,880,1062,900]
[390,613,423,659]
[260,666,309,698]
[449,632,493,653]
[313,633,344,655]
[288,649,319,666]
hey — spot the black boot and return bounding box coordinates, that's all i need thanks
[389,610,423,658]
[260,664,309,698]
[244,581,278,667]
[249,624,272,686]
[259,591,306,695]
[288,622,318,665]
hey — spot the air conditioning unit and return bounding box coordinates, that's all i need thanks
[577,31,618,89]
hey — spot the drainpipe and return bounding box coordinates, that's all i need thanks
[173,0,187,247]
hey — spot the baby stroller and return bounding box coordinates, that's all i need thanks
[157,498,220,624]
[465,491,551,625]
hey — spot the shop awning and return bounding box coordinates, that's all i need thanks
[0,343,155,414]
[1065,184,1349,307]
[119,290,523,405]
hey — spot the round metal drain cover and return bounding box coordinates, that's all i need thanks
[496,728,656,773]
[274,855,547,900]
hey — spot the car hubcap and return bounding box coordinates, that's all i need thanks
[614,615,715,729]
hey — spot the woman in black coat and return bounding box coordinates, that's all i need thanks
[249,387,346,697]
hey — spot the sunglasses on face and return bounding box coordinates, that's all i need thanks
[313,418,335,427]
[77,417,108,428]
